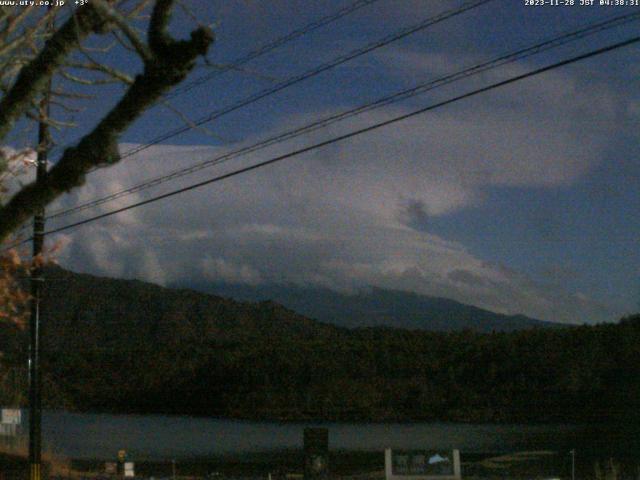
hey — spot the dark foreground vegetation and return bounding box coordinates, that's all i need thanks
[1,267,639,423]
[0,450,588,479]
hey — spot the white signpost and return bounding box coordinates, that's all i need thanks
[1,408,21,425]
[385,449,461,480]
[124,462,135,477]
[0,408,21,438]
[0,408,22,449]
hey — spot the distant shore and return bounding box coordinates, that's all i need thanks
[0,449,599,479]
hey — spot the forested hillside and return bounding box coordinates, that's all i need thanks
[1,267,639,423]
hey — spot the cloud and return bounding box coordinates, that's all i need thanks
[398,198,430,230]
[46,44,629,324]
[201,256,263,286]
[49,159,621,324]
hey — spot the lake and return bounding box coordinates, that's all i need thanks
[12,410,639,461]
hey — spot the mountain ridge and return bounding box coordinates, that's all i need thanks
[2,265,639,424]
[173,281,560,332]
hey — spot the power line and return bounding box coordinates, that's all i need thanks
[46,11,640,221]
[103,0,495,165]
[47,0,381,158]
[47,0,495,217]
[37,35,640,239]
[166,0,381,100]
[4,0,382,249]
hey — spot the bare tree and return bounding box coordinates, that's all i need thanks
[0,0,214,242]
[0,1,214,331]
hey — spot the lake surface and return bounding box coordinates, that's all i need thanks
[13,410,639,460]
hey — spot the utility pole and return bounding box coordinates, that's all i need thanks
[570,449,575,480]
[28,90,49,480]
[29,8,53,480]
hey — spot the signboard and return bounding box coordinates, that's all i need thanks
[124,462,135,478]
[105,462,117,475]
[385,449,461,480]
[1,409,21,425]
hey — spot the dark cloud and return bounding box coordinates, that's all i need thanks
[398,198,429,231]
[45,41,630,325]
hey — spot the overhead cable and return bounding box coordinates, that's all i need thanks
[47,11,640,221]
[35,35,640,239]
[107,0,495,163]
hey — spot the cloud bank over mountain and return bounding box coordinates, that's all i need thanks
[47,46,632,325]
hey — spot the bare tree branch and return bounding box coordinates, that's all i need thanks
[112,29,140,54]
[0,6,35,40]
[50,88,96,100]
[92,0,153,61]
[78,40,117,53]
[65,60,135,85]
[0,7,55,58]
[59,69,127,86]
[49,99,84,114]
[0,0,214,241]
[0,3,115,142]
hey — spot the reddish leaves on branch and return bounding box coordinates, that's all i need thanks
[0,247,29,328]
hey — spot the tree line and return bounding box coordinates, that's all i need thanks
[1,268,638,423]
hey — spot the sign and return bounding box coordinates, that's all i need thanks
[1,409,21,425]
[104,462,117,474]
[385,449,461,480]
[124,462,135,478]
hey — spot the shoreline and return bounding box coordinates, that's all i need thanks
[20,406,624,427]
[4,449,638,479]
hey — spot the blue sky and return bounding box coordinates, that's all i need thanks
[16,0,638,324]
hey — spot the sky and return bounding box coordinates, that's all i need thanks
[8,0,639,324]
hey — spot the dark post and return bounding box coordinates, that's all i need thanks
[303,428,329,480]
[28,11,52,479]
[117,450,126,476]
[28,116,47,480]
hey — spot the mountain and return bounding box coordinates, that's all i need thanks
[174,282,559,332]
[1,266,350,414]
[3,266,639,424]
